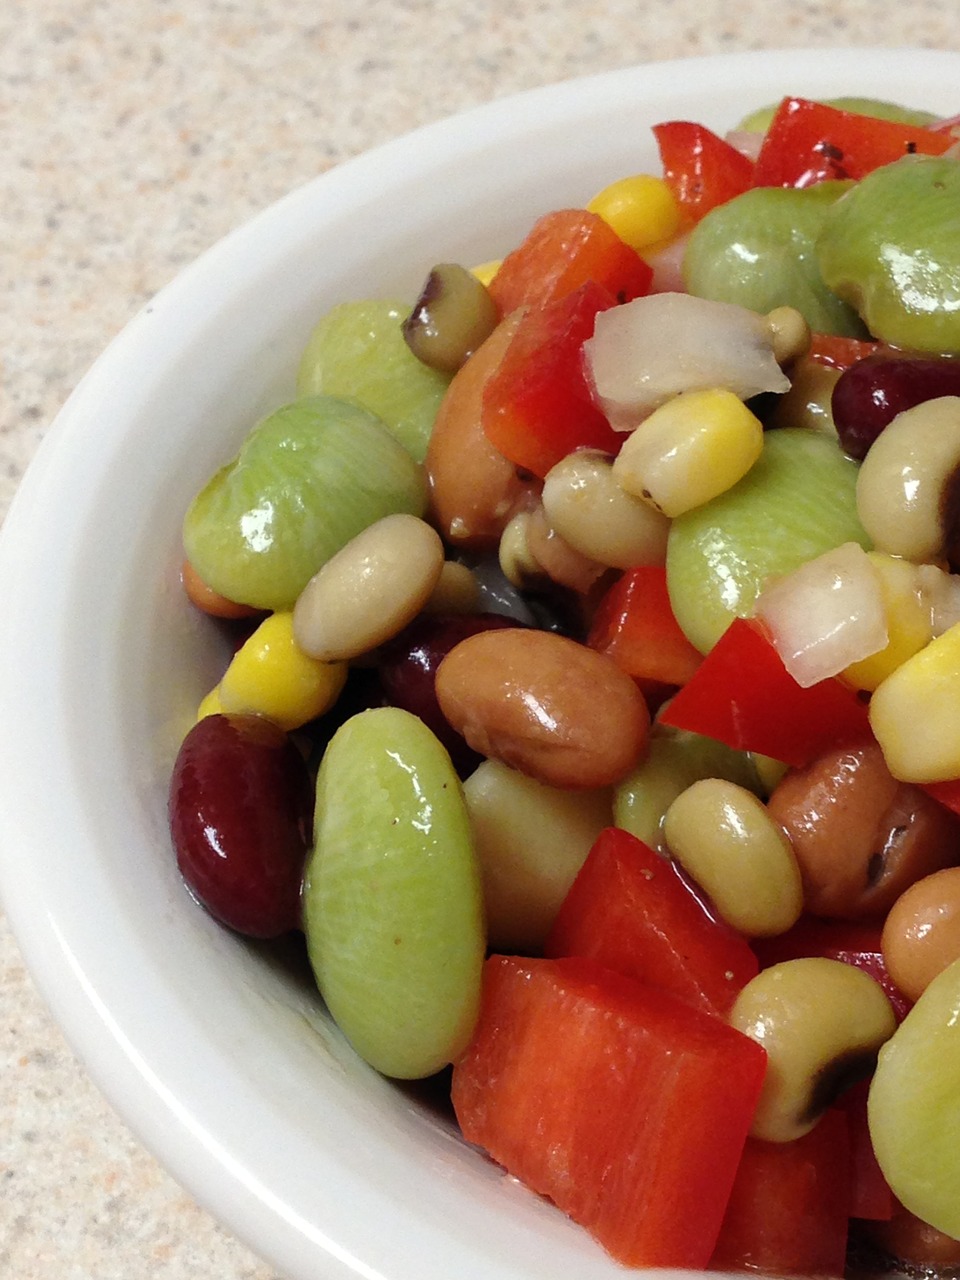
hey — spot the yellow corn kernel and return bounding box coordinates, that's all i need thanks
[586,174,683,254]
[470,259,501,287]
[843,552,934,692]
[869,620,960,782]
[196,685,224,721]
[218,610,348,732]
[612,388,764,518]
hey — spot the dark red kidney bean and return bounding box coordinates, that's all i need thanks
[168,713,314,938]
[832,354,960,460]
[378,612,520,776]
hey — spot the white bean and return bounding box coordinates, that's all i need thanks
[293,513,444,660]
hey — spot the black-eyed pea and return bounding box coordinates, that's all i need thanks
[855,396,960,563]
[293,513,444,661]
[402,263,500,373]
[462,759,612,953]
[541,449,670,569]
[435,627,650,790]
[767,739,960,918]
[523,506,608,595]
[498,506,607,596]
[498,511,543,588]
[613,724,763,854]
[881,866,960,1004]
[728,957,897,1143]
[662,778,803,938]
[765,306,811,367]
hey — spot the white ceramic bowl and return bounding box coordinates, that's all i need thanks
[2,45,959,1280]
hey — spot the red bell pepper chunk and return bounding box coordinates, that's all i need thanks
[545,826,758,1016]
[586,565,703,689]
[481,280,624,478]
[807,332,885,370]
[753,97,954,189]
[836,1079,895,1222]
[657,616,872,769]
[752,915,912,1023]
[653,119,755,221]
[921,776,960,817]
[711,1108,852,1277]
[487,207,653,317]
[451,953,767,1270]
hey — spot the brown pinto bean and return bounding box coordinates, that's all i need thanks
[881,865,960,1003]
[767,739,960,919]
[425,313,539,550]
[434,628,649,790]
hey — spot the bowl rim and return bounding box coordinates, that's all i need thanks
[3,44,960,1280]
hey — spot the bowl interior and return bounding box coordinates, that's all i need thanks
[3,45,960,1280]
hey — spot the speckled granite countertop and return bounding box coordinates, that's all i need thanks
[2,3,959,1277]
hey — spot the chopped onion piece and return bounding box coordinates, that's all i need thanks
[584,293,790,432]
[756,542,887,688]
[644,233,690,294]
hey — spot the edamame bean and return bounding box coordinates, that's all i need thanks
[303,707,485,1080]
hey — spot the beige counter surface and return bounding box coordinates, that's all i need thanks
[3,3,959,1277]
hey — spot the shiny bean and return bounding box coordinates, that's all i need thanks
[541,449,670,570]
[728,957,897,1143]
[498,506,607,596]
[856,396,960,562]
[766,739,960,919]
[522,505,608,595]
[425,313,540,549]
[293,513,444,661]
[498,511,542,587]
[402,263,500,373]
[881,866,960,1004]
[435,627,650,789]
[662,778,803,938]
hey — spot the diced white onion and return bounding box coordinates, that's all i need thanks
[644,233,690,294]
[583,292,790,432]
[755,542,888,688]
